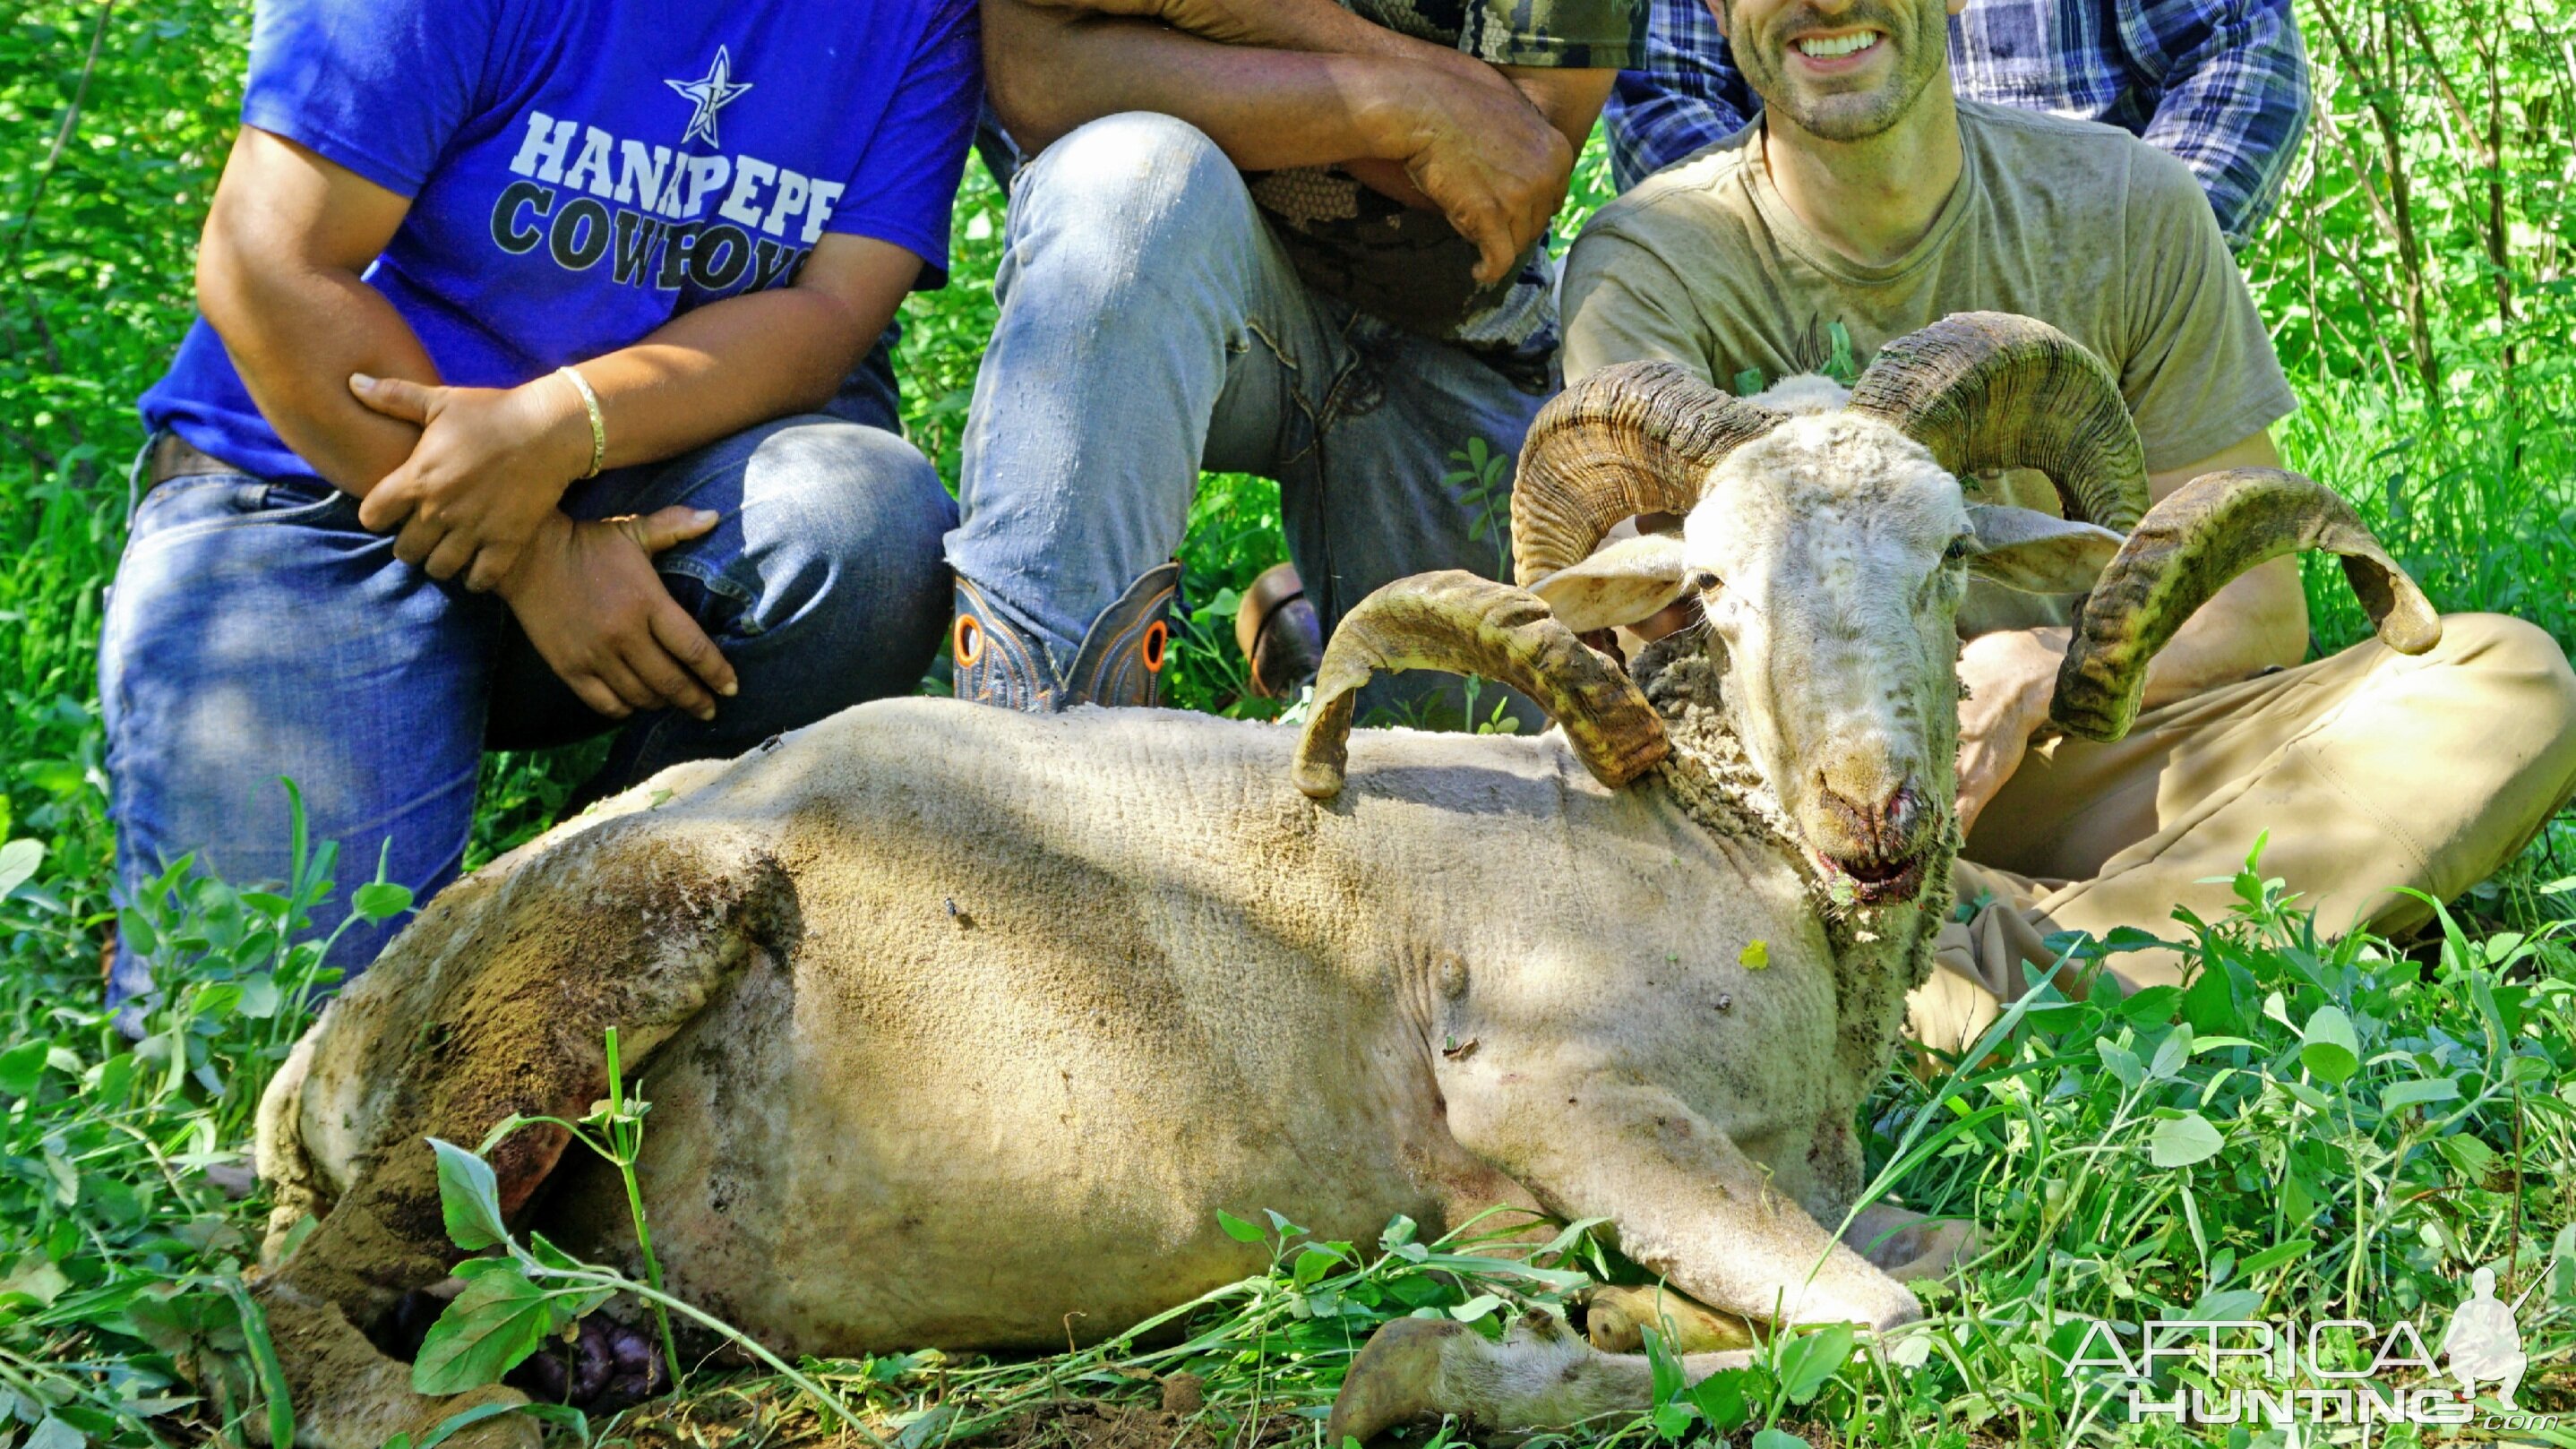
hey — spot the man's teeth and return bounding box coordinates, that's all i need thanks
[1796,31,1880,57]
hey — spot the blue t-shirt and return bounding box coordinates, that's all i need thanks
[142,0,980,484]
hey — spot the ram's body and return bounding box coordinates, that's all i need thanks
[264,697,1890,1359]
[253,316,2431,1449]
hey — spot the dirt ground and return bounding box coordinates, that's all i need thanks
[602,1372,1326,1449]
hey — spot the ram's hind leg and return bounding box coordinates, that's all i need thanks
[1328,1314,1754,1444]
[255,824,792,1449]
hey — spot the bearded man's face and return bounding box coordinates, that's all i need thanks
[1713,0,1954,142]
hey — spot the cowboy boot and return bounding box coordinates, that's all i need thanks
[1064,562,1180,707]
[953,564,1180,710]
[951,576,1066,711]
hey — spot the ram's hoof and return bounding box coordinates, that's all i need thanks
[1845,1204,1982,1283]
[1578,1285,1757,1355]
[1327,1317,1467,1445]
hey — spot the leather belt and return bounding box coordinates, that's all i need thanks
[146,433,243,485]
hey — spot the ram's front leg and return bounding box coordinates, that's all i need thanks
[1331,1075,1917,1441]
[1457,1075,1920,1330]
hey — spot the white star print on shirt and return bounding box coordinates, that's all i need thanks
[665,46,753,147]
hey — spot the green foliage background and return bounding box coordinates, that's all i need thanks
[4,2,2576,1446]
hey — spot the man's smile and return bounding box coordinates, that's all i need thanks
[1790,27,1885,72]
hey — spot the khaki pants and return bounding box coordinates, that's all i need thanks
[1912,614,2576,1051]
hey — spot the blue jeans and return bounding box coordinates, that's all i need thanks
[99,397,955,1001]
[944,112,1551,718]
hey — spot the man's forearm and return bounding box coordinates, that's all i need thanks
[534,287,886,476]
[202,262,866,497]
[1104,0,1528,211]
[1131,0,1486,69]
[988,0,1606,279]
[198,233,435,496]
[985,0,1438,167]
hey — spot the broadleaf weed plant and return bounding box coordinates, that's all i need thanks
[0,783,405,1449]
[1837,842,2576,1443]
[409,1043,896,1449]
[1442,437,1514,583]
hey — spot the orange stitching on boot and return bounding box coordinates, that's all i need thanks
[955,614,984,668]
[1143,620,1169,673]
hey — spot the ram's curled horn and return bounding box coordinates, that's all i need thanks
[1846,312,2151,531]
[2052,467,2442,742]
[1293,571,1669,800]
[1511,362,1786,587]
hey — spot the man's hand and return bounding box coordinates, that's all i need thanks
[1954,626,2067,836]
[983,0,1610,287]
[497,508,739,723]
[349,372,597,591]
[1372,64,1574,284]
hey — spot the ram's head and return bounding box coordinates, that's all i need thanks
[1295,313,2440,909]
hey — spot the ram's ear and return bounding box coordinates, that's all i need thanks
[1963,504,2125,594]
[1529,532,1689,633]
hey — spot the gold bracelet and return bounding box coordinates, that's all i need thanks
[556,364,605,480]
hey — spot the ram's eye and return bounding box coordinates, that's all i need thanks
[1685,569,1722,595]
[1942,535,1976,564]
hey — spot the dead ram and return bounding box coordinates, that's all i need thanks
[249,314,2436,1448]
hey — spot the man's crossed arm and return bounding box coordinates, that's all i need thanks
[197,128,924,722]
[985,0,1614,284]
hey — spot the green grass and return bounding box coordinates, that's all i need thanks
[4,3,2576,1447]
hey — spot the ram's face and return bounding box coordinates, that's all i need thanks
[1687,416,1971,905]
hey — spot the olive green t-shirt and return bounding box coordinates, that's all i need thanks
[1560,100,2296,476]
[1249,0,1644,365]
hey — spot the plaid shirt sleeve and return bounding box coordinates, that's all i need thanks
[2118,0,2311,247]
[1602,0,1755,192]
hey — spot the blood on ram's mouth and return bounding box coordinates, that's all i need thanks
[1816,849,1931,905]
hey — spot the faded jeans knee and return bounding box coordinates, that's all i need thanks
[100,415,957,1005]
[1001,111,1265,300]
[949,113,1298,659]
[726,419,957,649]
[588,416,957,776]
